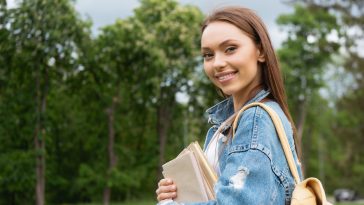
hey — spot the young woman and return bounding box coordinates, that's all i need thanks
[156,6,303,205]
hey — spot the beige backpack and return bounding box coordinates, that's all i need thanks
[233,102,332,205]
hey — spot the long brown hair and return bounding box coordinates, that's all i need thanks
[201,7,302,162]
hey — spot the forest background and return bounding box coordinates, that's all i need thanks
[0,0,363,204]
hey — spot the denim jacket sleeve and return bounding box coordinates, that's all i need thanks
[157,103,299,205]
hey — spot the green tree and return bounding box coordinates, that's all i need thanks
[279,0,364,194]
[87,17,158,204]
[277,4,340,142]
[0,0,207,203]
[276,4,341,178]
[309,0,364,194]
[0,0,90,204]
[133,0,203,178]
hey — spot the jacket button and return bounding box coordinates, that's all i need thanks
[221,135,227,143]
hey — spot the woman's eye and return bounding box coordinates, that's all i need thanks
[226,46,237,53]
[203,53,214,60]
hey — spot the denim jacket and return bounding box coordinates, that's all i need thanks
[158,90,302,205]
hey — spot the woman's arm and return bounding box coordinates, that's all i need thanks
[157,107,286,205]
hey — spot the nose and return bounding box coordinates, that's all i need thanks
[212,53,227,71]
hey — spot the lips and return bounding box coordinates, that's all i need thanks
[215,71,238,83]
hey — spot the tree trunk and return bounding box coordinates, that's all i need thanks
[103,96,118,205]
[35,67,48,205]
[302,126,313,175]
[157,89,174,180]
[296,98,307,144]
[295,97,308,174]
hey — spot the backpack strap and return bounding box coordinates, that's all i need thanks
[232,102,301,184]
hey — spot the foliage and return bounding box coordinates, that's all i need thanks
[277,3,340,115]
[1,0,203,203]
[278,0,364,195]
[0,0,363,203]
[0,0,91,203]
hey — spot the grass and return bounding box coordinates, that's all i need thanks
[74,199,156,205]
[118,200,155,205]
[117,200,364,205]
[74,199,364,205]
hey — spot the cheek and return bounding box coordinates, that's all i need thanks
[233,47,259,66]
[203,64,218,84]
[203,63,213,76]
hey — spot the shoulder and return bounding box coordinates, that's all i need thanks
[232,101,294,151]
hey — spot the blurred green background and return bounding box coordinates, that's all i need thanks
[0,0,363,204]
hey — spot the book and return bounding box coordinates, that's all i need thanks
[162,141,218,203]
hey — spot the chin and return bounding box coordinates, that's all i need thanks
[220,89,234,96]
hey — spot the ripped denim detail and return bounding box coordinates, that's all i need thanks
[229,166,250,189]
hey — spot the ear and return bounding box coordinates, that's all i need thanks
[257,49,265,63]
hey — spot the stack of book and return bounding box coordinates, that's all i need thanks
[162,142,218,203]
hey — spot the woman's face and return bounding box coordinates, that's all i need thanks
[201,21,264,103]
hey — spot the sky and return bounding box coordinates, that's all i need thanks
[6,0,293,47]
[72,0,292,48]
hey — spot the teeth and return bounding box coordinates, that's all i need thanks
[218,73,235,80]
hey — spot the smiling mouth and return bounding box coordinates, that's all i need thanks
[216,71,238,82]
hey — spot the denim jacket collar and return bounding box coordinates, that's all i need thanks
[206,89,270,126]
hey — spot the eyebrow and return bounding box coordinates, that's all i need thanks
[201,39,239,51]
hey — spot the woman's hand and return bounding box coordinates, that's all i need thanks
[156,178,177,201]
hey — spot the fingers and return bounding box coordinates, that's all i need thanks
[157,184,177,194]
[157,191,177,201]
[158,178,173,186]
[156,178,177,202]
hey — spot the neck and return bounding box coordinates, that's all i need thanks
[232,85,263,112]
[233,93,249,112]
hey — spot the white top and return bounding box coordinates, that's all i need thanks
[205,132,225,175]
[204,114,236,176]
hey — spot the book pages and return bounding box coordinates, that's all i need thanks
[162,141,217,203]
[187,142,217,200]
[162,150,209,202]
